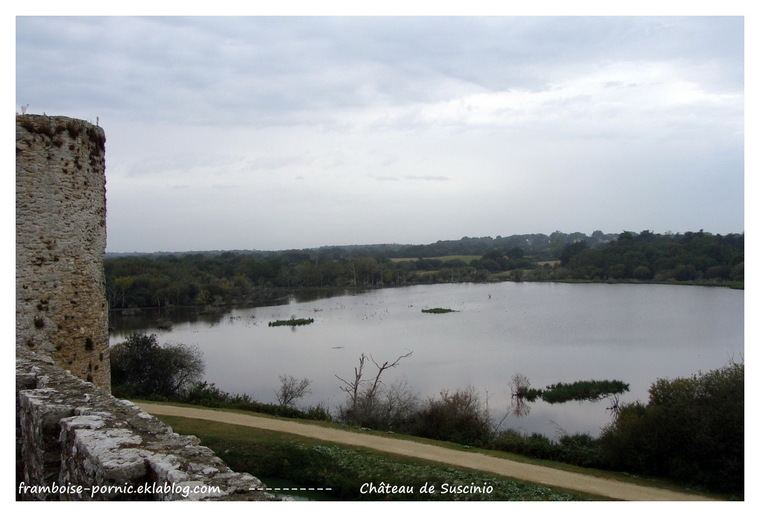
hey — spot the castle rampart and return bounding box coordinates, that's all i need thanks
[15,114,271,501]
[16,347,272,500]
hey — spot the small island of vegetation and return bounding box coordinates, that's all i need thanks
[268,317,315,327]
[514,379,630,404]
[421,308,457,314]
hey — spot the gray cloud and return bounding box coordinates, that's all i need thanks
[18,17,742,124]
[15,15,744,252]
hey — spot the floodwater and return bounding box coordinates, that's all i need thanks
[109,282,743,439]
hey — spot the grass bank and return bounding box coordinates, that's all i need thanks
[159,414,599,501]
[140,400,724,500]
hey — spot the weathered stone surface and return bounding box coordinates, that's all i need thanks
[16,347,274,501]
[15,114,273,501]
[16,114,110,389]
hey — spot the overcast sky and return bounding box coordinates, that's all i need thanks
[15,14,745,253]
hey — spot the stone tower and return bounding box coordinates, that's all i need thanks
[16,114,110,390]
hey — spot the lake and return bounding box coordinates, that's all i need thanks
[109,282,743,439]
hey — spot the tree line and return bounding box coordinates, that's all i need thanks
[555,230,743,283]
[104,230,743,309]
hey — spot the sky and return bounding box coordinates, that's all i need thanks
[13,9,747,253]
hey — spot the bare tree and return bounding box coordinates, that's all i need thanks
[274,374,312,407]
[335,353,368,406]
[365,351,413,401]
[335,351,413,427]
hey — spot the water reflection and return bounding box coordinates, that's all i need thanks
[109,288,366,334]
[109,282,743,439]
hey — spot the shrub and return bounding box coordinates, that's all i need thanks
[598,361,743,493]
[180,381,332,422]
[490,430,558,460]
[336,352,417,430]
[556,433,604,467]
[338,379,420,432]
[489,430,604,468]
[412,387,492,446]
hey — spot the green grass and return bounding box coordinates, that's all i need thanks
[433,255,481,263]
[136,400,725,500]
[421,308,457,314]
[158,415,598,501]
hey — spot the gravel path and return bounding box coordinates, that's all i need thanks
[138,402,714,501]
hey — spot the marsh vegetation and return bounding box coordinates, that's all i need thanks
[268,317,315,327]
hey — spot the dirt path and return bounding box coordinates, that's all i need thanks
[138,402,714,501]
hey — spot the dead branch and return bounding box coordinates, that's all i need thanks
[366,351,413,400]
[335,353,367,405]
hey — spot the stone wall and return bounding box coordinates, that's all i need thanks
[16,347,273,501]
[15,114,273,501]
[16,114,110,390]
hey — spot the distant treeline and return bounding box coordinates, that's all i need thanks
[105,230,743,309]
[106,231,616,262]
[555,230,743,283]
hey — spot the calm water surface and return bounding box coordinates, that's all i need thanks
[110,282,743,438]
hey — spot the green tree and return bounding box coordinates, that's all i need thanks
[607,263,626,279]
[110,333,205,399]
[559,240,589,266]
[632,265,652,280]
[731,262,744,281]
[480,249,508,271]
[672,264,698,281]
